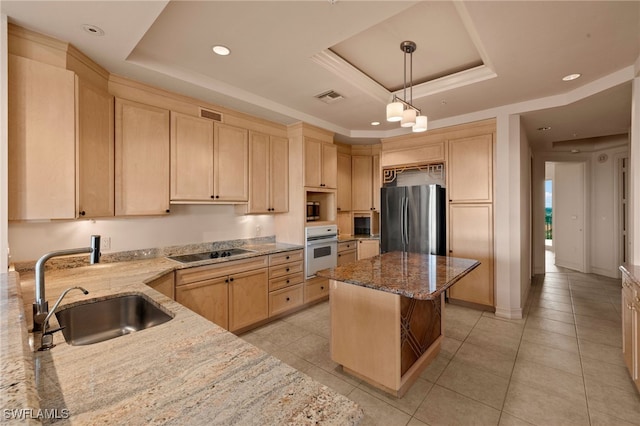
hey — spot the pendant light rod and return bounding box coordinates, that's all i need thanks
[386,40,427,132]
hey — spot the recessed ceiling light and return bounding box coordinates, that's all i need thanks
[562,73,581,81]
[371,121,380,126]
[82,24,104,36]
[212,45,231,56]
[571,149,580,153]
[537,126,552,131]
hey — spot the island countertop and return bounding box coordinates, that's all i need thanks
[2,245,362,425]
[316,251,480,300]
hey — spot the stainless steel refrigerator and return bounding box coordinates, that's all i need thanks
[380,184,446,255]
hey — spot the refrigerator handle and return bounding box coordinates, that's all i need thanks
[399,197,405,248]
[403,197,409,246]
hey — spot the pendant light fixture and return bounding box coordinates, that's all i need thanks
[386,41,428,133]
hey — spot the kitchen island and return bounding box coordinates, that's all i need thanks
[1,243,363,425]
[317,252,479,398]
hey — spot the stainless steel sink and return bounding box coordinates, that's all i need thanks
[167,247,256,263]
[55,294,173,346]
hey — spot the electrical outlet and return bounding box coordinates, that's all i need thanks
[101,236,111,251]
[255,224,262,237]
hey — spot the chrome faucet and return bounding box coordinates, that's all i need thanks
[34,286,89,351]
[32,235,100,332]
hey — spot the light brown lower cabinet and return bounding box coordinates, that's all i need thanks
[269,284,304,317]
[304,276,330,303]
[175,256,268,331]
[146,273,175,300]
[228,269,269,332]
[357,239,380,260]
[176,277,229,330]
[622,272,640,392]
[338,241,357,266]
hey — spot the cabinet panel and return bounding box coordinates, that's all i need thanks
[357,239,380,260]
[269,261,303,279]
[269,284,304,317]
[304,276,330,303]
[77,80,114,218]
[270,136,289,212]
[372,155,381,212]
[269,249,304,266]
[214,123,248,202]
[170,112,214,201]
[448,204,494,306]
[269,272,304,292]
[304,138,336,189]
[248,132,270,212]
[337,153,352,212]
[304,138,323,187]
[337,250,357,266]
[115,98,170,216]
[176,277,228,329]
[448,134,493,203]
[352,156,373,211]
[248,133,288,213]
[322,143,338,189]
[8,55,76,220]
[228,268,269,332]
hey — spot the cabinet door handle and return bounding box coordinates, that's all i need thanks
[286,297,290,302]
[286,256,290,260]
[211,195,215,199]
[225,279,229,283]
[166,209,171,213]
[229,277,234,282]
[320,286,325,290]
[286,279,290,284]
[627,303,635,310]
[285,267,290,272]
[79,210,86,216]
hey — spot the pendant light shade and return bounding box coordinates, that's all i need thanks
[386,102,403,122]
[384,41,428,133]
[401,109,416,127]
[413,115,428,132]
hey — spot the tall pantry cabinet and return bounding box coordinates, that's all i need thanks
[447,133,494,307]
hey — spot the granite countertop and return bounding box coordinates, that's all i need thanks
[2,243,363,425]
[316,251,480,300]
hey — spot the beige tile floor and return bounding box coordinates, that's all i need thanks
[239,250,640,425]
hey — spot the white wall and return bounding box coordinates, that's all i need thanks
[8,204,275,262]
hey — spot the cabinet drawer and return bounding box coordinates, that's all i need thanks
[176,255,268,285]
[269,249,303,266]
[269,284,303,317]
[269,272,304,292]
[338,241,356,253]
[304,277,329,303]
[337,250,357,266]
[269,260,303,279]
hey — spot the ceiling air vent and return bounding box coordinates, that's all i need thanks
[200,108,223,122]
[315,90,344,104]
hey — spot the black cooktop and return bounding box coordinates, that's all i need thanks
[168,248,255,263]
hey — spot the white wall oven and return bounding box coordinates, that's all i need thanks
[305,225,338,278]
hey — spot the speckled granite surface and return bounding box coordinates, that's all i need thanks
[316,251,480,300]
[2,243,363,425]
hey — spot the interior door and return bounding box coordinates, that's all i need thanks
[554,162,587,272]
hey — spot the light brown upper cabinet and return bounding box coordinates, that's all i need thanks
[248,132,289,213]
[352,155,380,212]
[214,123,249,202]
[170,115,249,203]
[77,80,115,218]
[8,55,76,220]
[448,134,493,203]
[115,98,170,216]
[337,153,352,212]
[304,138,337,189]
[170,112,215,201]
